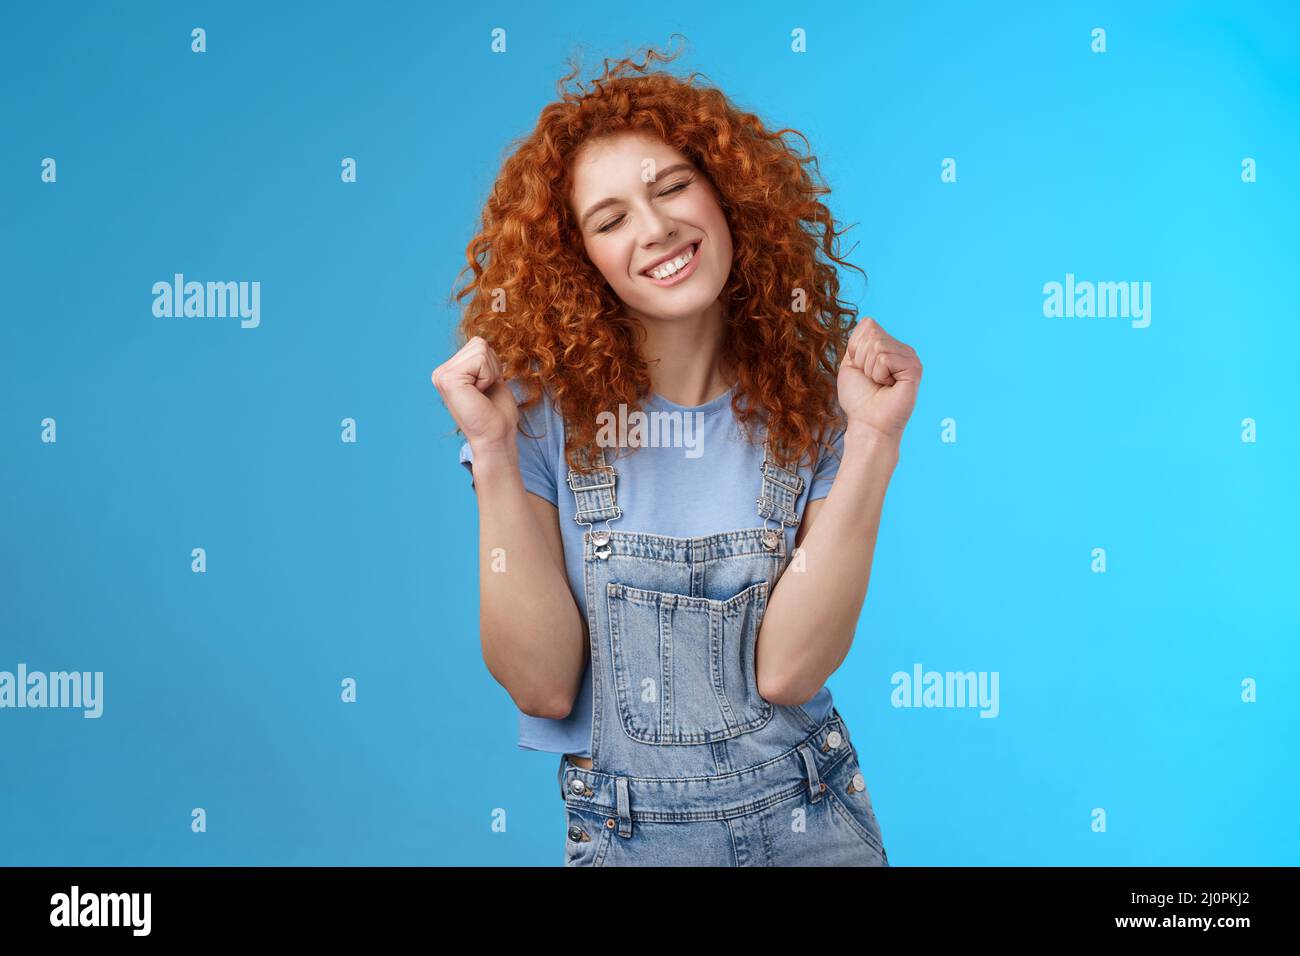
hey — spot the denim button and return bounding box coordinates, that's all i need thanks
[851,772,866,792]
[762,530,780,550]
[569,778,585,795]
[826,730,842,750]
[568,825,587,842]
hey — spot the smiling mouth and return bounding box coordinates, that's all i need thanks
[641,241,701,285]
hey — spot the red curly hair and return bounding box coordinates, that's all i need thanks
[451,37,864,475]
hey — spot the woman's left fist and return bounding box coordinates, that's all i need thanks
[836,317,922,443]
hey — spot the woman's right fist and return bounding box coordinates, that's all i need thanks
[431,336,520,452]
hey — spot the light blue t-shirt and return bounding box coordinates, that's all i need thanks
[459,379,846,756]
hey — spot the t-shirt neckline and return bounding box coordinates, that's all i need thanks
[645,383,737,414]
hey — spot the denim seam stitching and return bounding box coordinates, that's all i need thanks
[824,787,885,857]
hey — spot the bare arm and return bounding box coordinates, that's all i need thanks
[754,315,920,706]
[754,426,900,705]
[470,443,586,719]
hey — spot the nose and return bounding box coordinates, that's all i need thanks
[637,202,677,248]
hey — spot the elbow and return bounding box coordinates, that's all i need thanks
[757,668,816,709]
[515,690,575,721]
[482,614,585,720]
[483,640,578,720]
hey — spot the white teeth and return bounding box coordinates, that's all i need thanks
[646,244,695,280]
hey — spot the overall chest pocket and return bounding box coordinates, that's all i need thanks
[606,580,773,744]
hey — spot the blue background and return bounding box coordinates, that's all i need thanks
[2,0,1296,865]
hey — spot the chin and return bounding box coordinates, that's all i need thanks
[630,282,723,322]
[636,300,710,322]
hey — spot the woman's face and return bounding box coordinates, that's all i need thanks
[569,131,733,325]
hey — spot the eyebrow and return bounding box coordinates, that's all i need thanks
[578,162,696,228]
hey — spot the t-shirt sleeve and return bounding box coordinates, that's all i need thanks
[457,382,559,507]
[806,421,848,503]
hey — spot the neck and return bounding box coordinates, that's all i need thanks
[632,298,735,406]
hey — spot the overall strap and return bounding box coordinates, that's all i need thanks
[566,437,803,552]
[756,437,806,550]
[565,444,622,556]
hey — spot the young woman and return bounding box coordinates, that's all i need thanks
[432,44,921,866]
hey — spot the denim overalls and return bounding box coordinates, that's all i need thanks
[557,437,890,866]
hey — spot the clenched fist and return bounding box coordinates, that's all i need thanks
[431,336,520,453]
[836,317,922,443]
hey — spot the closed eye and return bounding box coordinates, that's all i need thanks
[595,179,693,234]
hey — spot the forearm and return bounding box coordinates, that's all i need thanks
[470,445,586,718]
[756,425,900,704]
